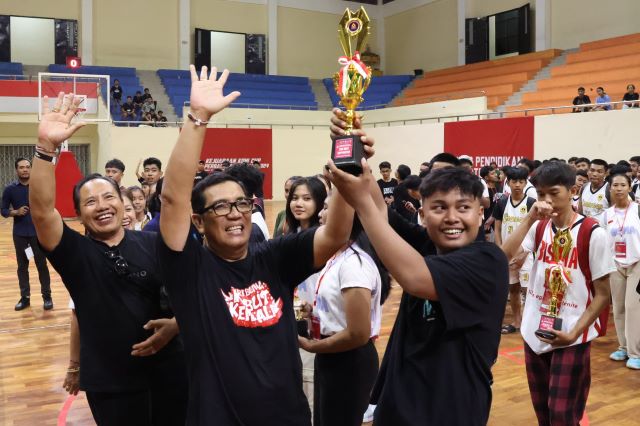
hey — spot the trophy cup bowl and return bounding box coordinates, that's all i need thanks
[330,7,373,175]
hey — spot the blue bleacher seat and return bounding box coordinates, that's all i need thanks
[0,62,24,76]
[323,74,414,110]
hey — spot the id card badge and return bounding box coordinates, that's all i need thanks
[615,235,627,259]
[25,245,34,260]
[310,315,321,340]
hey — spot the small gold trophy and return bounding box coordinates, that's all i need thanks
[330,7,373,175]
[536,229,573,339]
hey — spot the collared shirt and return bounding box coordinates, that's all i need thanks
[1,181,36,237]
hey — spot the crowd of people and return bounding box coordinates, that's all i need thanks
[572,83,639,112]
[2,65,638,425]
[110,81,169,126]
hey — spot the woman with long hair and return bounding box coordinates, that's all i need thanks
[285,176,327,234]
[274,175,301,237]
[602,170,640,370]
[299,194,383,426]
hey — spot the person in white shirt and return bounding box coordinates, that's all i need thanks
[299,194,382,426]
[579,159,609,221]
[601,171,640,370]
[572,170,588,211]
[502,162,614,425]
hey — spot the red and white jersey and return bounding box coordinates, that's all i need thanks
[521,217,616,354]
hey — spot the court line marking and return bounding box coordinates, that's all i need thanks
[0,323,70,334]
[58,394,77,426]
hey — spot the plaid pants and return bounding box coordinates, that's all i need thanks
[524,342,591,426]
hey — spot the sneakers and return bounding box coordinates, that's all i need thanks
[627,358,640,370]
[610,349,628,361]
[43,297,54,311]
[363,404,376,423]
[14,297,30,311]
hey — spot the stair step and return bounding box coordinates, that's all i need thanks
[136,69,179,122]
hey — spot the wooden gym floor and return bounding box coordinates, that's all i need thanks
[0,201,639,425]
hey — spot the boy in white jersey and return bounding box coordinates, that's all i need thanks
[502,162,615,425]
[579,159,609,221]
[572,170,588,211]
[493,167,536,333]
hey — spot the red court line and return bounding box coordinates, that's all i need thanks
[581,412,590,426]
[57,394,77,426]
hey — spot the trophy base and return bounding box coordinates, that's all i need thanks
[297,319,310,338]
[331,133,365,176]
[535,315,563,340]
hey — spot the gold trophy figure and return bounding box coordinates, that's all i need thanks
[330,7,373,175]
[536,228,573,339]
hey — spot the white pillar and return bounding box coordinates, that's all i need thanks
[535,0,551,51]
[179,0,190,68]
[376,3,386,73]
[457,0,466,65]
[267,0,278,75]
[81,0,93,65]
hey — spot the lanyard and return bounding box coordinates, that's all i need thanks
[615,204,631,236]
[313,253,340,308]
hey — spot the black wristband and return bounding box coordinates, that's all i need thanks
[34,150,55,162]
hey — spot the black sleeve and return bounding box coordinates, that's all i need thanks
[388,206,431,252]
[426,242,508,331]
[572,96,579,105]
[492,197,507,221]
[269,228,317,289]
[585,95,591,103]
[42,223,88,292]
[156,230,201,293]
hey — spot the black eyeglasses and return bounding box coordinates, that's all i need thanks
[105,249,130,276]
[200,198,253,216]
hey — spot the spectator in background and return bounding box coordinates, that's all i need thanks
[110,79,123,107]
[622,84,639,109]
[194,160,208,186]
[142,112,155,125]
[141,87,152,101]
[572,87,591,113]
[377,161,398,206]
[142,97,156,116]
[104,158,126,190]
[575,157,590,172]
[593,87,611,111]
[418,161,429,178]
[142,157,163,195]
[252,160,265,199]
[121,96,136,122]
[156,110,168,127]
[133,90,144,111]
[392,174,422,223]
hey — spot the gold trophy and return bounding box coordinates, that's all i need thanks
[330,7,373,175]
[536,229,573,339]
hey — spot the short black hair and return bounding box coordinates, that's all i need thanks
[609,167,632,186]
[568,156,578,163]
[105,158,125,172]
[576,169,588,178]
[191,173,248,215]
[419,167,483,200]
[629,156,640,164]
[143,157,162,170]
[225,163,264,197]
[15,157,30,168]
[136,90,141,94]
[402,175,422,191]
[429,153,460,167]
[396,164,411,181]
[506,166,529,181]
[73,174,122,214]
[158,110,163,114]
[575,157,590,165]
[126,95,132,99]
[252,160,260,165]
[479,165,492,178]
[590,159,609,170]
[518,158,536,173]
[459,157,473,167]
[144,88,150,92]
[531,162,575,190]
[198,160,205,165]
[379,161,391,170]
[578,86,585,91]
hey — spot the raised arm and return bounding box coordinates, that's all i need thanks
[30,93,86,251]
[160,65,240,251]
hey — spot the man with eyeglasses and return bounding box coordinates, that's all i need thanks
[29,94,187,425]
[155,65,365,425]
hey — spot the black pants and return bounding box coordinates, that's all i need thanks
[86,351,188,426]
[314,340,379,426]
[13,234,50,298]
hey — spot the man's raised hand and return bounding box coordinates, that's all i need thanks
[38,92,86,150]
[189,65,241,121]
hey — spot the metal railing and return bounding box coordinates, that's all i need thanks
[392,90,487,106]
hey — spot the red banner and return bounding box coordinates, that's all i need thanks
[201,128,273,199]
[444,117,534,174]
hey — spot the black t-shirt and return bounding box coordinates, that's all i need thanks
[122,102,134,112]
[392,184,420,222]
[573,95,591,105]
[110,85,122,99]
[157,229,318,425]
[377,178,398,200]
[142,93,152,101]
[193,170,208,185]
[371,242,509,425]
[133,95,144,105]
[44,224,182,392]
[623,92,640,107]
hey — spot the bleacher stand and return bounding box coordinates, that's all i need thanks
[0,62,24,79]
[323,74,414,110]
[48,64,144,124]
[158,69,318,118]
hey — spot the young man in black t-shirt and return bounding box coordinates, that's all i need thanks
[376,161,397,205]
[29,93,188,426]
[157,65,362,425]
[110,79,123,106]
[327,160,509,425]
